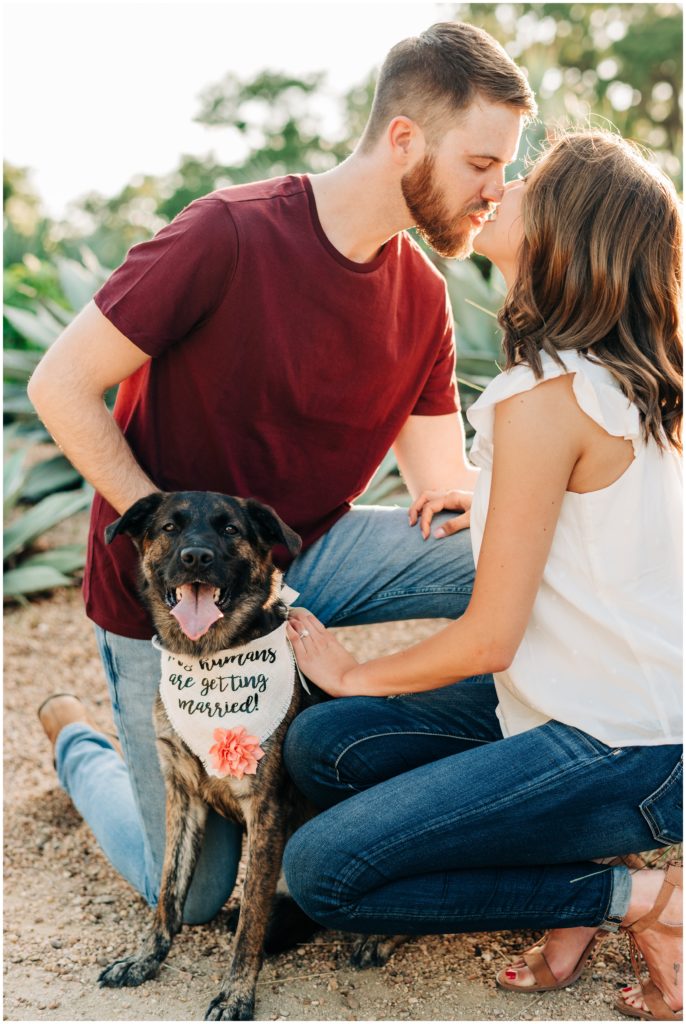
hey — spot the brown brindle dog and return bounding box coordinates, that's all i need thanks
[97,490,317,1020]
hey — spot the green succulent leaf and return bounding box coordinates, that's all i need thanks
[20,544,86,575]
[3,304,63,348]
[56,257,99,312]
[3,487,92,561]
[3,384,39,417]
[3,347,43,382]
[3,564,74,597]
[3,449,29,516]
[22,455,83,503]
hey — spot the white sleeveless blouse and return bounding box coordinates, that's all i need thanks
[466,350,682,747]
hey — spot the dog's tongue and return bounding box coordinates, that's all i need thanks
[171,584,223,640]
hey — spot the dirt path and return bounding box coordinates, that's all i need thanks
[4,575,645,1022]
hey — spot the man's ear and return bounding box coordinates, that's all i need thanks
[105,492,165,548]
[244,499,302,557]
[388,114,424,164]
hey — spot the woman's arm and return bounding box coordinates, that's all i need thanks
[289,375,586,697]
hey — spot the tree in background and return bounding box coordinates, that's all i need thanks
[3,3,681,272]
[451,2,682,185]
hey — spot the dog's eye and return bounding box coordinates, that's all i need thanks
[162,522,178,533]
[224,524,238,535]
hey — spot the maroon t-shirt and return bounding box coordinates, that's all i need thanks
[86,174,459,638]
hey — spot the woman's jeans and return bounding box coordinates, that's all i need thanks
[282,680,683,935]
[55,507,475,923]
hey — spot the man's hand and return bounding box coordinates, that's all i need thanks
[408,489,473,539]
[286,609,361,698]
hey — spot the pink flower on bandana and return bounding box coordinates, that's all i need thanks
[208,726,265,779]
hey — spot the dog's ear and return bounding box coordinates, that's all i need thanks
[244,499,302,557]
[105,492,165,547]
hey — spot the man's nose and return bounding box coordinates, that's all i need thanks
[481,172,506,204]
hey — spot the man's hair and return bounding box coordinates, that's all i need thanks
[359,21,537,151]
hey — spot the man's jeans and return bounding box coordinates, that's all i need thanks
[55,507,475,922]
[281,679,683,935]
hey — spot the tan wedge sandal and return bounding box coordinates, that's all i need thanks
[615,863,683,1021]
[496,929,606,992]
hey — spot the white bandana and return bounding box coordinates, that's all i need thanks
[153,584,305,779]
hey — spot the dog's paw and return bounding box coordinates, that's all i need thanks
[349,933,406,969]
[97,954,160,988]
[204,990,255,1021]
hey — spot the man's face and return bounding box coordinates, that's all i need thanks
[401,99,524,259]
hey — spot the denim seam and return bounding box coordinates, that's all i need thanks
[332,744,620,904]
[98,629,120,715]
[596,866,623,931]
[371,586,472,601]
[338,905,603,923]
[327,586,472,624]
[638,758,683,844]
[334,731,490,785]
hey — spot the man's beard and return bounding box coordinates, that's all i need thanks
[401,153,489,259]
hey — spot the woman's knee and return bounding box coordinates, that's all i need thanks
[284,703,342,799]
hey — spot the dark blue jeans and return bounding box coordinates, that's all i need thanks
[282,679,682,935]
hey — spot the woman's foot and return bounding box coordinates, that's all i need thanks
[616,865,682,1019]
[497,926,602,990]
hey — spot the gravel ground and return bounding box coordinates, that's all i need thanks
[3,518,662,1021]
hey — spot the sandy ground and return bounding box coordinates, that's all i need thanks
[3,515,669,1022]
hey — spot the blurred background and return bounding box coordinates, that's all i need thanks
[3,1,683,599]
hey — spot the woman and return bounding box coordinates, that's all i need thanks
[282,131,682,1021]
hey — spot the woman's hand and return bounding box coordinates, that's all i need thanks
[286,609,361,698]
[408,488,473,539]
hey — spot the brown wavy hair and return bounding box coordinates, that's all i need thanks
[499,130,682,452]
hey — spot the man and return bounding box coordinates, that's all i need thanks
[29,21,534,922]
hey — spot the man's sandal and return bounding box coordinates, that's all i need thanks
[615,863,683,1021]
[496,930,606,992]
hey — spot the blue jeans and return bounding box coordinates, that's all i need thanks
[56,507,475,922]
[282,680,683,935]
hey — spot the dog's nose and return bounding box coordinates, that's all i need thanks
[179,546,215,569]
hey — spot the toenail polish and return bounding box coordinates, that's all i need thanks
[505,970,517,979]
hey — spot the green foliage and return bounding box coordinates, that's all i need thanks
[3,252,106,599]
[355,450,407,508]
[3,440,91,600]
[450,3,682,186]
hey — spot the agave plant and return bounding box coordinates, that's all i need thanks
[3,252,107,598]
[3,434,92,600]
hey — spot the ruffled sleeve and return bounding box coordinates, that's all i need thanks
[466,351,640,470]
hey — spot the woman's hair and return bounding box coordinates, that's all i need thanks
[500,130,682,452]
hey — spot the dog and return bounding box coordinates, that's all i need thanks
[96,490,321,1020]
[96,490,402,1020]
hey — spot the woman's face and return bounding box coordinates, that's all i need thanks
[473,176,527,280]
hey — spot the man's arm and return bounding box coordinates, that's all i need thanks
[392,412,480,500]
[27,300,159,515]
